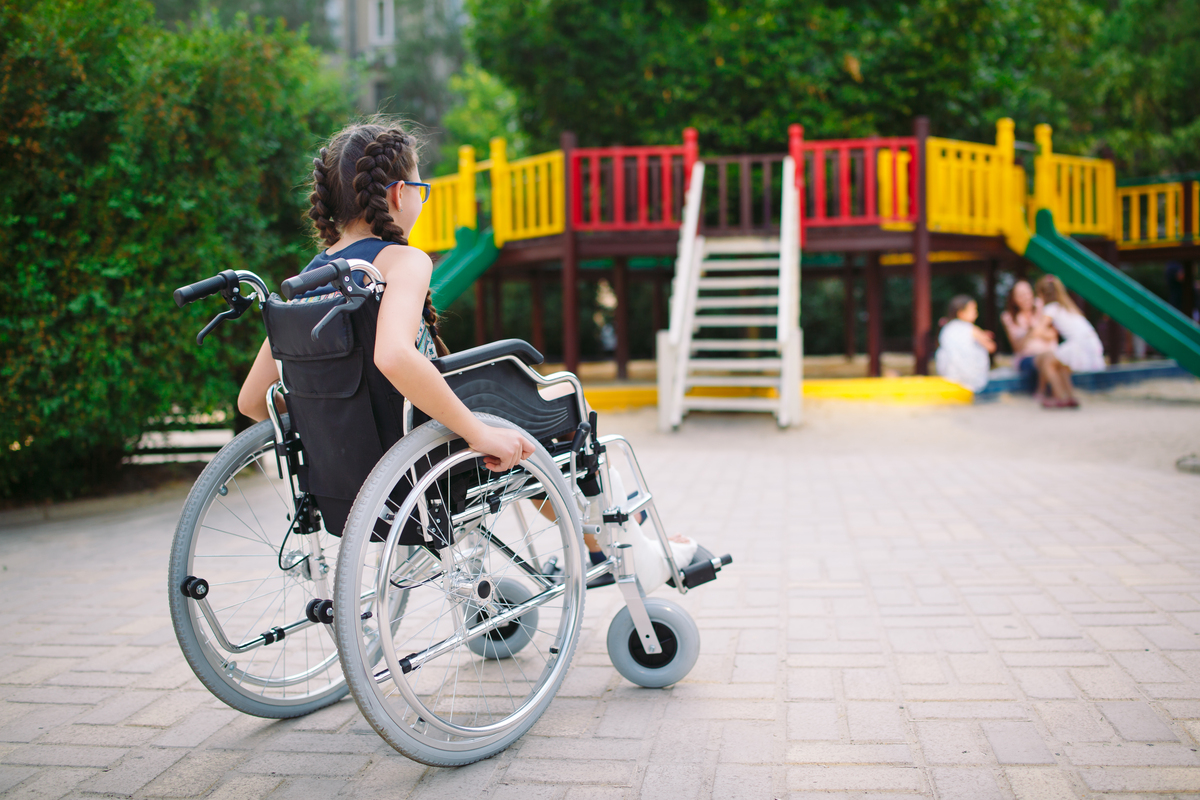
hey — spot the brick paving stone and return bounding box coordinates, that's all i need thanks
[845,702,909,742]
[639,763,708,800]
[913,721,991,766]
[5,766,97,799]
[1004,766,1078,800]
[930,767,1008,800]
[1097,700,1179,741]
[79,746,186,795]
[980,720,1056,764]
[140,750,247,797]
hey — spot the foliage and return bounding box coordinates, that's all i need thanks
[1062,0,1200,174]
[436,64,526,172]
[149,0,336,50]
[467,0,1096,153]
[0,0,352,500]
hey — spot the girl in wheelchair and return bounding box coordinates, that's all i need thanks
[169,118,729,767]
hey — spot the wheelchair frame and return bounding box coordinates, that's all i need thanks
[170,258,731,760]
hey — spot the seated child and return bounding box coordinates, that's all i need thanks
[934,295,996,392]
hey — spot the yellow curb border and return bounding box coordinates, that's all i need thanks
[583,377,972,412]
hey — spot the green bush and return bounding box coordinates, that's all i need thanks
[0,0,352,500]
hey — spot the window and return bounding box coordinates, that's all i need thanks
[368,0,394,46]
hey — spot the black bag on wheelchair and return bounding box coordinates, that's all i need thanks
[261,288,585,541]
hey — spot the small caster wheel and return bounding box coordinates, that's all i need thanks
[180,576,209,600]
[606,598,700,688]
[467,578,538,660]
[306,599,334,625]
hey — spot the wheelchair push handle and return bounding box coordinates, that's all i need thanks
[174,269,239,308]
[280,263,340,301]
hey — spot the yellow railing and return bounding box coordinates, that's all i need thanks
[490,139,565,247]
[926,137,1007,236]
[877,149,912,230]
[1114,181,1197,249]
[408,145,478,253]
[1034,125,1115,238]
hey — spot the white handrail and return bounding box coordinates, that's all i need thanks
[670,235,705,427]
[778,157,798,342]
[667,163,706,347]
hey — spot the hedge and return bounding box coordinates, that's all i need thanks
[0,0,353,500]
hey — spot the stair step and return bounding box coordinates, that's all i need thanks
[685,375,782,388]
[702,237,781,254]
[690,339,783,352]
[695,296,780,310]
[688,358,783,371]
[681,395,781,412]
[697,277,781,290]
[700,258,781,271]
[693,314,780,327]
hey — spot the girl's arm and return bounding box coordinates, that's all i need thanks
[373,247,534,472]
[999,311,1025,351]
[971,325,997,354]
[238,338,281,422]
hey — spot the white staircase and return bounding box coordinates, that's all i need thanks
[656,159,802,430]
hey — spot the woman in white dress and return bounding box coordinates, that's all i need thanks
[1036,275,1106,373]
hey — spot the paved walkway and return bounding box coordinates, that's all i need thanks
[2,393,1200,799]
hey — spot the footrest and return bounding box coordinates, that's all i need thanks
[667,545,732,590]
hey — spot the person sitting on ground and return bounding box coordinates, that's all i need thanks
[1036,275,1106,408]
[1000,279,1076,406]
[934,294,995,392]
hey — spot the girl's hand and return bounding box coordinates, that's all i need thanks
[466,425,536,472]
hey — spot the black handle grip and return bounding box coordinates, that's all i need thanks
[281,264,340,301]
[570,422,592,454]
[174,271,234,308]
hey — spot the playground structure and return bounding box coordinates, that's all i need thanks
[410,118,1200,423]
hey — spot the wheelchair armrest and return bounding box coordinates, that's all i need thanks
[432,339,544,374]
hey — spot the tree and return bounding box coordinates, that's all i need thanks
[0,0,352,500]
[467,0,1096,153]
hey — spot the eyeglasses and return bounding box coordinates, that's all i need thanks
[384,180,431,204]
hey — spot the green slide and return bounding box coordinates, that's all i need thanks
[1025,209,1200,377]
[429,227,499,308]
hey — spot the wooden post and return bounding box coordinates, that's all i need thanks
[866,252,882,377]
[1108,318,1124,365]
[1184,262,1197,320]
[531,270,546,354]
[561,131,580,373]
[474,280,487,347]
[985,260,998,334]
[613,257,630,379]
[490,272,503,340]
[843,261,856,360]
[912,116,932,374]
[1185,181,1196,319]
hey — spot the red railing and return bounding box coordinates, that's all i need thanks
[791,126,919,228]
[570,129,698,232]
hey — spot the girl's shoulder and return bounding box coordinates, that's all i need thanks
[373,241,432,281]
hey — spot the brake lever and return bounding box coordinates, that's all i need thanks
[196,277,255,345]
[310,259,374,341]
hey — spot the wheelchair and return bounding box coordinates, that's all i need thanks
[169,258,731,766]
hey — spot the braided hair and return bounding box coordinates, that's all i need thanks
[306,121,448,357]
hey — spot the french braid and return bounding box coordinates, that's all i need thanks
[307,147,339,248]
